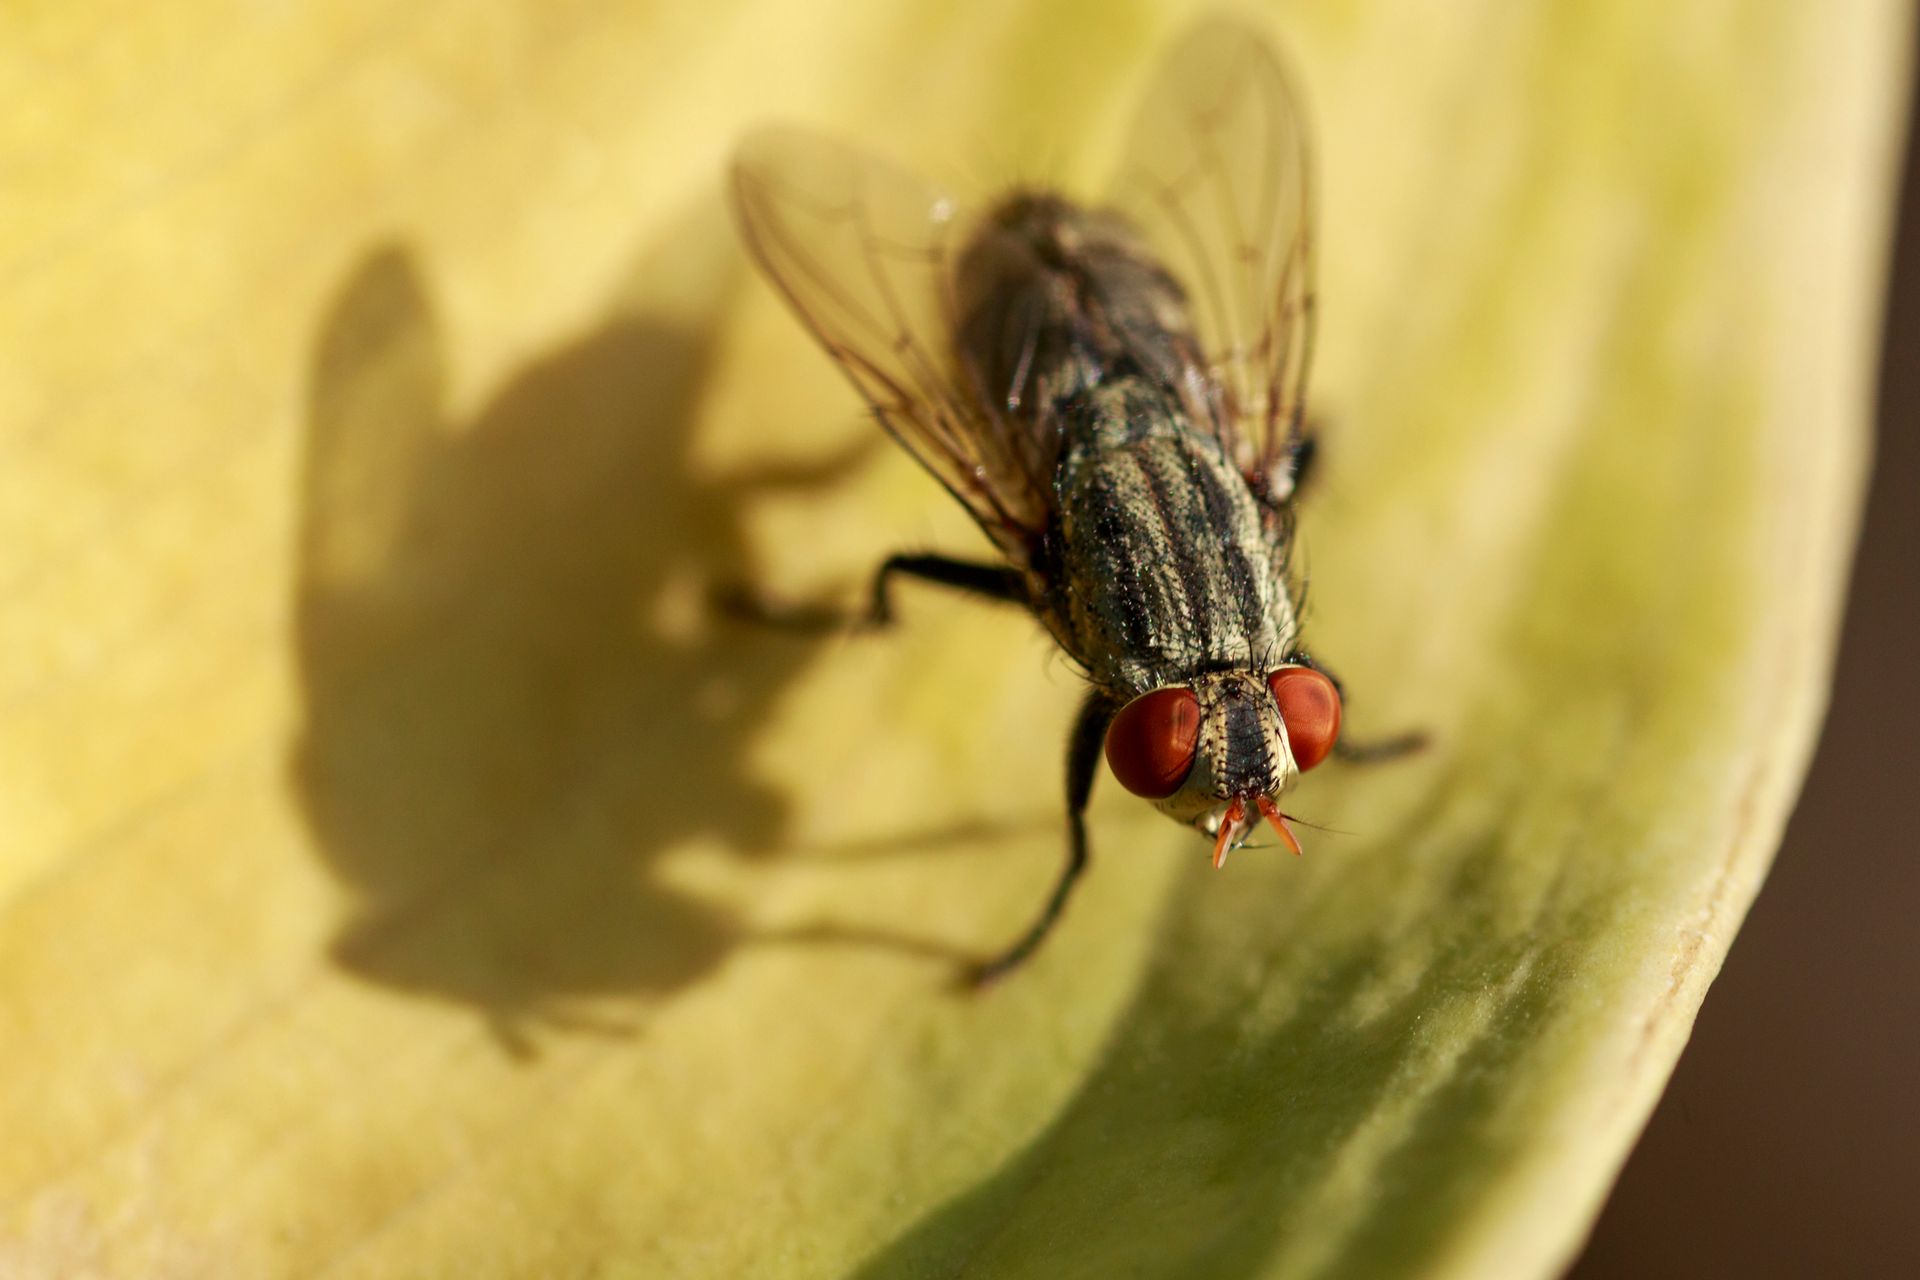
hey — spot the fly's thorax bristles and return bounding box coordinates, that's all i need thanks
[1051,413,1294,692]
[1148,669,1296,827]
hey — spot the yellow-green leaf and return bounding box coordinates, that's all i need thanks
[0,2,1903,1278]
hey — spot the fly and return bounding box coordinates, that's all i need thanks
[730,18,1419,986]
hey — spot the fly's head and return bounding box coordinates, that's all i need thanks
[1102,666,1341,867]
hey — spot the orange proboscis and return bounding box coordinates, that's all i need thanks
[1211,796,1247,869]
[1255,793,1303,856]
[1212,794,1304,868]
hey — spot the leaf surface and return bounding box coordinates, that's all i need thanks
[0,2,1903,1277]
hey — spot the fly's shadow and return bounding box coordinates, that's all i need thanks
[291,207,862,1054]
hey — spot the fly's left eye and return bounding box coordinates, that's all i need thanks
[1104,687,1201,798]
[1268,666,1341,770]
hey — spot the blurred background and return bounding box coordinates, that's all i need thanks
[1573,47,1918,1280]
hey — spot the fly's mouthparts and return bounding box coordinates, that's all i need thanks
[1206,793,1304,869]
[1211,796,1250,869]
[1255,794,1304,856]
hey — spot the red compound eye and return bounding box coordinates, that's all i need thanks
[1104,687,1201,798]
[1268,666,1341,771]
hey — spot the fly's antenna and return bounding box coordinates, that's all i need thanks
[1279,810,1353,837]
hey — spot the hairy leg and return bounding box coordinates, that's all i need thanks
[718,552,1024,632]
[864,553,1024,627]
[968,689,1117,988]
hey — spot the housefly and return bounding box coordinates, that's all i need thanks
[731,18,1416,985]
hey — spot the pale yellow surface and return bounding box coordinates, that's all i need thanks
[0,3,1905,1278]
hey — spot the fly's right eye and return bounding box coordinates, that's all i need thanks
[1267,665,1341,770]
[1104,687,1201,798]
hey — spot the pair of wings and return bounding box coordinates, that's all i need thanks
[731,17,1315,568]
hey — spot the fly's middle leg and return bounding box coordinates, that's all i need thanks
[718,552,1023,632]
[967,689,1117,988]
[864,553,1024,627]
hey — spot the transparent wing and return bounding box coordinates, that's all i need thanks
[731,127,1051,563]
[1109,18,1315,494]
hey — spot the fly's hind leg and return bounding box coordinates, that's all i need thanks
[966,690,1117,989]
[718,552,1024,633]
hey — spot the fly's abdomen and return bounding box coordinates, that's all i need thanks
[1052,386,1291,691]
[953,194,1198,420]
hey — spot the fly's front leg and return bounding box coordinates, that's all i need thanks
[719,552,1023,633]
[1332,732,1427,764]
[1287,650,1429,763]
[967,690,1117,989]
